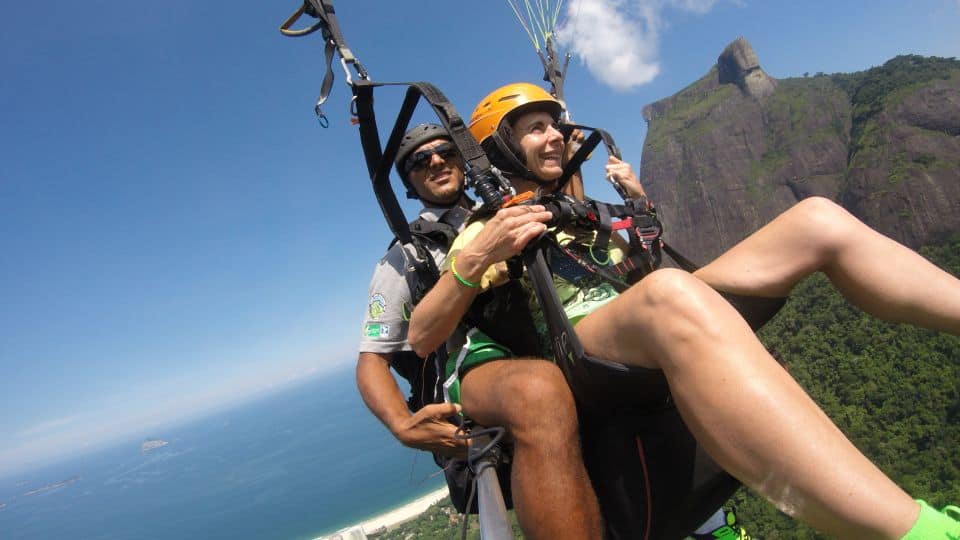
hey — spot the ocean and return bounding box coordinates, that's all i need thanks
[0,366,446,539]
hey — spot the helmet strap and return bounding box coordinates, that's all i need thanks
[491,127,561,186]
[491,129,535,178]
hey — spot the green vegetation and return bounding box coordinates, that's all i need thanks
[888,151,910,183]
[829,55,960,158]
[646,74,734,143]
[913,154,937,168]
[745,78,848,202]
[747,147,789,200]
[369,496,523,539]
[389,237,960,538]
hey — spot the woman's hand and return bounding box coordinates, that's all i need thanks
[563,128,585,166]
[605,156,647,199]
[455,205,553,285]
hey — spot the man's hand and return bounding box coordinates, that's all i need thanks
[394,402,468,458]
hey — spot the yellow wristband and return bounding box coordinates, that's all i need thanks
[450,256,479,288]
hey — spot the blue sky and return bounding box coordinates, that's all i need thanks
[1,0,957,476]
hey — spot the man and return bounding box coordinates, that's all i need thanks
[355,124,602,537]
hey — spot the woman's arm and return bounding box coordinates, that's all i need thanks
[408,205,553,357]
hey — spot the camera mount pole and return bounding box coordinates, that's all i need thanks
[469,431,512,539]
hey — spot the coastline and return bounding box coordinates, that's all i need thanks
[358,486,448,534]
[317,486,449,538]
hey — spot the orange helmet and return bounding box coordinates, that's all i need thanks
[468,83,564,179]
[468,82,562,146]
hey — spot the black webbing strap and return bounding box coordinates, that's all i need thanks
[593,200,612,260]
[538,40,571,105]
[349,79,519,318]
[356,80,509,233]
[304,0,363,72]
[663,241,700,273]
[280,0,369,125]
[555,125,626,198]
[522,243,587,381]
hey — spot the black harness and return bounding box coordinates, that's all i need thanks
[385,206,473,411]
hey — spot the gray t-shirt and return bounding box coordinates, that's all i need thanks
[358,205,469,354]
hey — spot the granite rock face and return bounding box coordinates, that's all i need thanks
[841,75,960,247]
[717,37,778,98]
[640,45,960,264]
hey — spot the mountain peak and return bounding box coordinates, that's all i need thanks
[717,36,777,98]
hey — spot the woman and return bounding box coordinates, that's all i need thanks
[408,82,960,539]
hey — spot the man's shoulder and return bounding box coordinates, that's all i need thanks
[376,241,407,267]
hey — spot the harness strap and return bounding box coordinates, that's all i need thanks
[280,1,369,125]
[662,241,700,273]
[443,327,480,404]
[554,125,626,197]
[402,206,469,304]
[593,199,612,261]
[547,236,629,294]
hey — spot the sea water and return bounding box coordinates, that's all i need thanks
[0,366,445,539]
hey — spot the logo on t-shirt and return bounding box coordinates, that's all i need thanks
[368,293,387,319]
[364,323,391,339]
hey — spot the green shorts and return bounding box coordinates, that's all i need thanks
[442,328,513,405]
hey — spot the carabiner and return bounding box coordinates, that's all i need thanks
[339,57,353,86]
[315,104,330,128]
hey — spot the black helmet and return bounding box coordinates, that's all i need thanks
[395,123,452,199]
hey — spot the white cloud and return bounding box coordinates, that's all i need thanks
[669,0,721,15]
[557,0,724,90]
[16,415,79,439]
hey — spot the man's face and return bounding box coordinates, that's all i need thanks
[405,139,465,205]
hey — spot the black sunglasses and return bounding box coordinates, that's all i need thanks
[403,142,459,174]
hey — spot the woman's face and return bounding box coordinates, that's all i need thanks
[511,110,565,181]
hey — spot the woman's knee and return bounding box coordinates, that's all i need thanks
[786,196,860,251]
[629,269,731,344]
[633,269,714,313]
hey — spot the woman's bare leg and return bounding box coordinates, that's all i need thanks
[575,269,918,539]
[694,197,960,334]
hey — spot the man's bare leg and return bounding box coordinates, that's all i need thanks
[695,196,960,334]
[460,359,602,540]
[575,269,918,539]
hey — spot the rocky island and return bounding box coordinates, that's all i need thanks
[141,439,169,453]
[24,475,81,497]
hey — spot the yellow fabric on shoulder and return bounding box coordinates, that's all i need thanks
[442,220,501,290]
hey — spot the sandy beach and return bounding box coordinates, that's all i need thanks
[356,486,449,535]
[317,487,450,538]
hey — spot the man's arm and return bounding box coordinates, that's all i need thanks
[356,352,466,458]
